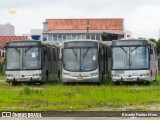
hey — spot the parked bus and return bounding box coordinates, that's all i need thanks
[62,40,111,83]
[111,39,158,83]
[5,40,61,85]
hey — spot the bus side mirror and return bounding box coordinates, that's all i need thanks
[100,48,103,55]
[43,47,47,55]
[59,53,62,60]
[2,52,5,57]
[150,49,153,54]
[0,50,5,57]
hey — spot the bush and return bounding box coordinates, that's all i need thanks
[0,61,5,80]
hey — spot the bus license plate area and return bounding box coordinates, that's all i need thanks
[17,78,29,81]
[124,78,136,81]
[76,77,84,80]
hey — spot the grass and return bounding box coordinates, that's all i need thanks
[0,73,5,80]
[0,73,160,111]
[0,81,160,111]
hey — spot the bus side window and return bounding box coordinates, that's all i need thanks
[47,47,51,61]
[150,48,153,54]
[100,47,103,55]
[154,47,158,60]
[52,48,56,61]
[98,48,102,70]
[42,47,45,67]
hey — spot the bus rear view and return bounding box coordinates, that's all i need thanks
[111,39,158,83]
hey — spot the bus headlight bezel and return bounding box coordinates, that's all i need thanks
[112,74,120,77]
[63,73,72,77]
[88,73,98,77]
[6,74,14,77]
[33,74,41,77]
[140,73,149,76]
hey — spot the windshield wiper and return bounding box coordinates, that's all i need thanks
[25,47,32,55]
[131,47,138,53]
[82,48,90,62]
[121,47,128,54]
[14,47,21,54]
[71,48,77,60]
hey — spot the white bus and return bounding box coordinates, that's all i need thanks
[5,40,61,85]
[62,40,111,83]
[111,39,158,83]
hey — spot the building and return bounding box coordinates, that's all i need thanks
[0,36,28,57]
[42,18,125,42]
[125,30,132,39]
[0,23,15,36]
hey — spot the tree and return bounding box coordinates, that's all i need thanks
[148,38,157,44]
[156,39,160,55]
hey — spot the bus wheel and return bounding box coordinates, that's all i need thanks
[113,81,120,85]
[145,81,150,85]
[46,70,49,82]
[12,82,18,86]
[155,71,157,81]
[58,70,60,82]
[101,71,104,83]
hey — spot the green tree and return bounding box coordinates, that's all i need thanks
[156,39,160,55]
[148,38,157,44]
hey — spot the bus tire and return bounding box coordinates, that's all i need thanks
[12,82,18,86]
[113,81,120,85]
[101,71,104,83]
[46,70,49,82]
[155,70,157,81]
[58,70,60,82]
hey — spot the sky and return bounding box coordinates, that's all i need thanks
[1,0,160,39]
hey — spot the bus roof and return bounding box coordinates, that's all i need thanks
[63,39,99,43]
[111,39,156,47]
[6,40,41,47]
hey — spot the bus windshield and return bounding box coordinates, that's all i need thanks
[112,46,149,69]
[6,47,41,70]
[6,48,21,69]
[63,48,98,71]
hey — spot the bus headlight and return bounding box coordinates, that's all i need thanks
[63,73,72,76]
[33,74,41,77]
[112,74,120,77]
[140,73,149,76]
[88,73,98,77]
[6,74,13,77]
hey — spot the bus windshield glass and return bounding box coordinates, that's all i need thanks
[112,46,149,69]
[6,48,22,69]
[63,48,98,71]
[6,47,41,70]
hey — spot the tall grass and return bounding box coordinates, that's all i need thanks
[0,72,159,111]
[0,62,5,80]
[0,82,160,111]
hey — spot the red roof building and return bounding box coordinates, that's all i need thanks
[0,36,28,49]
[43,18,125,41]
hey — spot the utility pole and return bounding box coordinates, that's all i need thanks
[86,20,90,39]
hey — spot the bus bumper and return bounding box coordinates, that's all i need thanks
[112,76,150,83]
[6,77,42,83]
[62,76,99,83]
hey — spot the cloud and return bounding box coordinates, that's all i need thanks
[126,4,160,38]
[1,0,160,38]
